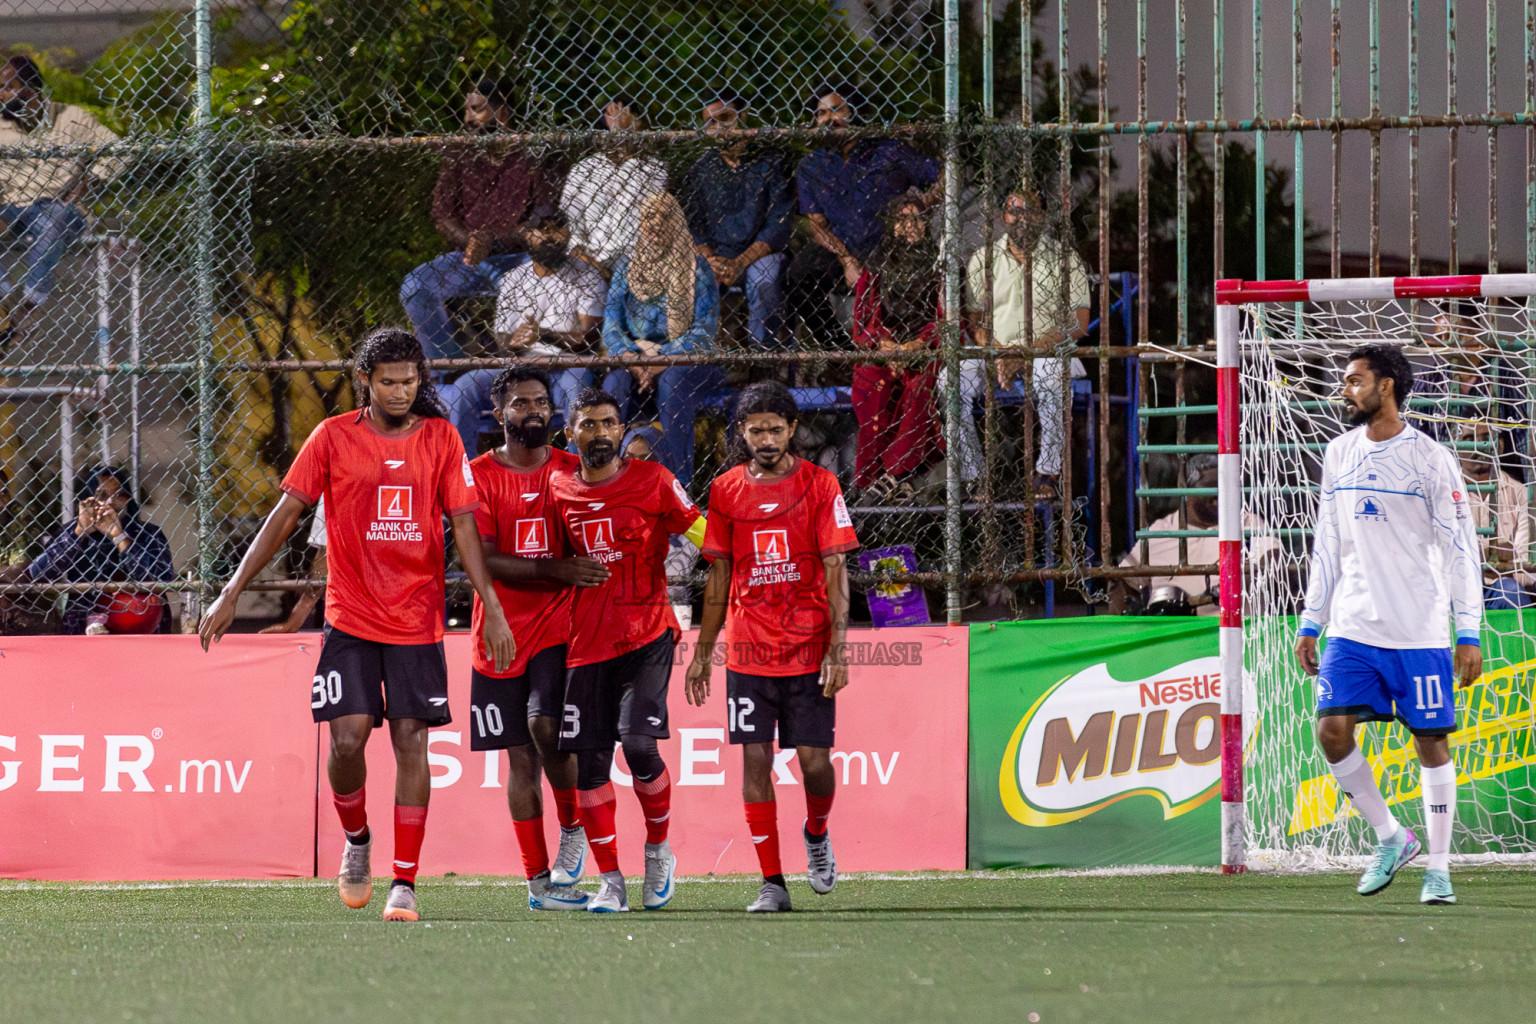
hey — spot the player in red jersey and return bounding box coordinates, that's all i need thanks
[470,364,611,910]
[199,328,515,923]
[551,387,705,913]
[685,382,858,913]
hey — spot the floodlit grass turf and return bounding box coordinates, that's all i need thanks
[2,870,1535,1024]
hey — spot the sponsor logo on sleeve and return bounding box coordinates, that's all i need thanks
[462,454,476,488]
[672,477,695,510]
[833,494,853,529]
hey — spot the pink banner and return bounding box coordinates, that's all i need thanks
[0,635,320,880]
[321,628,969,878]
[0,627,965,880]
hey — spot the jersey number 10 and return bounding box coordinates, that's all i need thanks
[1412,674,1444,711]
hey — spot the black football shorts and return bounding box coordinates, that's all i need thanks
[558,632,675,751]
[725,669,835,749]
[468,643,568,751]
[310,624,451,727]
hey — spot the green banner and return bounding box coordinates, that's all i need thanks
[968,613,1536,869]
[968,618,1222,869]
[1249,609,1536,855]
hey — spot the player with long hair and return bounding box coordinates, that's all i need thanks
[200,327,515,922]
[686,381,859,912]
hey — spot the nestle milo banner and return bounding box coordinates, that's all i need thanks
[970,613,1536,868]
[969,618,1223,868]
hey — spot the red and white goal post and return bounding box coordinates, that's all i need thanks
[1215,273,1536,874]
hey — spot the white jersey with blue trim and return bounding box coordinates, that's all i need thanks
[1299,422,1483,650]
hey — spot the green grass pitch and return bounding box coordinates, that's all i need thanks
[3,869,1535,1024]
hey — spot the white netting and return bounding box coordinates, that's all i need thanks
[1238,291,1536,870]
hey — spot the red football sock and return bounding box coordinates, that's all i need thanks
[393,804,428,885]
[744,800,782,879]
[551,787,581,831]
[332,785,368,839]
[805,790,834,836]
[578,784,620,874]
[512,816,549,880]
[634,767,672,846]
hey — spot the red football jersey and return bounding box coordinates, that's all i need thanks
[282,410,478,645]
[700,457,860,676]
[552,457,701,667]
[469,446,580,678]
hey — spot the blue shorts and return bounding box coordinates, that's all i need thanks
[1315,636,1457,735]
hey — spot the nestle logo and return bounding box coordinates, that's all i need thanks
[1138,674,1221,707]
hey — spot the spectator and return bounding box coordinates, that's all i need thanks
[437,203,606,453]
[1114,456,1280,614]
[260,498,328,633]
[951,187,1091,502]
[849,194,941,505]
[1457,420,1533,609]
[787,83,941,346]
[0,55,121,346]
[26,465,175,634]
[680,89,793,352]
[622,424,662,462]
[561,95,668,272]
[601,192,723,486]
[399,78,556,366]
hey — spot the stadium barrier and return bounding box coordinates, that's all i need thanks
[0,627,966,881]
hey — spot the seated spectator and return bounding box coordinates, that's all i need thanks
[0,55,122,347]
[601,192,723,487]
[1458,421,1533,609]
[437,204,606,453]
[680,89,793,352]
[1115,456,1279,614]
[260,497,328,633]
[400,78,556,366]
[561,96,668,273]
[26,466,175,634]
[622,424,662,462]
[787,83,941,346]
[950,186,1090,502]
[849,194,941,505]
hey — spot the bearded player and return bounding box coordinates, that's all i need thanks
[1294,343,1483,905]
[200,328,515,923]
[685,382,857,913]
[470,365,613,910]
[552,387,707,913]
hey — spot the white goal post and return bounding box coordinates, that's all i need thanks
[1216,273,1536,874]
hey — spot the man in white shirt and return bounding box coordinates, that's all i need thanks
[1456,420,1533,609]
[438,205,606,453]
[1294,344,1483,906]
[560,96,667,271]
[949,188,1090,502]
[0,56,120,343]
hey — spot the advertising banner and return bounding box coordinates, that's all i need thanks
[0,626,964,880]
[969,619,1222,868]
[0,635,320,880]
[324,627,969,879]
[1246,610,1536,855]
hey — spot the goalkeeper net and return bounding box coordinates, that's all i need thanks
[1222,276,1536,871]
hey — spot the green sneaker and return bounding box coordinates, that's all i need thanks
[1357,827,1420,896]
[1420,868,1456,905]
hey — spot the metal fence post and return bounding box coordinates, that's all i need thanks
[943,0,963,626]
[193,0,215,603]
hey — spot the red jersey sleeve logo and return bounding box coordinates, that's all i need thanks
[580,518,615,552]
[515,518,549,555]
[378,485,413,520]
[754,529,790,565]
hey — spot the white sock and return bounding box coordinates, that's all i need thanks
[1327,749,1399,841]
[1421,762,1457,872]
